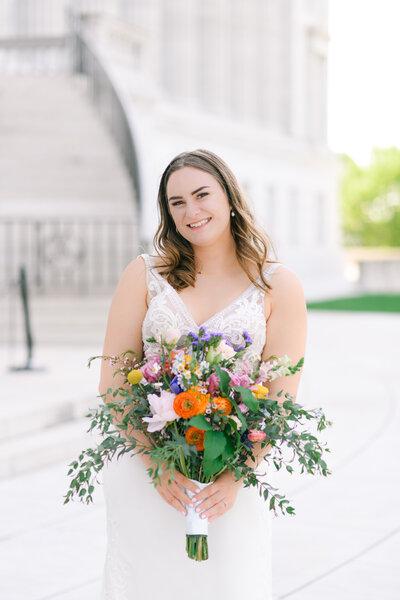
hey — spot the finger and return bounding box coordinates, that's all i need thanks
[202,499,228,523]
[170,482,196,508]
[174,473,201,495]
[163,490,187,515]
[195,489,225,516]
[191,481,219,503]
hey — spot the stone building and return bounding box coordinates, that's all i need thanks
[0,0,345,299]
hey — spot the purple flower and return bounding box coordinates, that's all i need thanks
[241,430,254,448]
[200,332,211,342]
[243,331,252,345]
[170,375,184,395]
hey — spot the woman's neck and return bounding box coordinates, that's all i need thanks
[193,239,239,276]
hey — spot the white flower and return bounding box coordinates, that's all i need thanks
[161,327,181,346]
[229,416,242,430]
[215,339,235,360]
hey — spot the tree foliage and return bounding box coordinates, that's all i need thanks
[341,147,400,246]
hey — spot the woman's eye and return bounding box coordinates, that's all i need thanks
[198,192,208,199]
[171,200,184,206]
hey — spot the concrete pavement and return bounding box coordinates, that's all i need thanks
[0,310,399,599]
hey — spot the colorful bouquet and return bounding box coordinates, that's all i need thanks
[64,327,331,561]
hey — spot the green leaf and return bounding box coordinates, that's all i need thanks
[203,456,224,479]
[188,415,213,431]
[204,430,227,460]
[214,366,231,396]
[222,437,235,461]
[233,386,258,412]
[228,395,248,430]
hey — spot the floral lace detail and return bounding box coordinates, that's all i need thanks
[101,517,130,600]
[140,254,281,357]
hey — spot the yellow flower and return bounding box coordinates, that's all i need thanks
[253,384,269,399]
[127,369,143,385]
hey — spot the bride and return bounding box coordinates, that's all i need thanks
[99,149,307,599]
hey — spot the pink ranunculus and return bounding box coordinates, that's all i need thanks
[140,357,162,383]
[248,430,267,442]
[207,372,220,396]
[238,402,249,414]
[142,390,179,432]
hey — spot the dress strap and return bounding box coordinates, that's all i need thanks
[263,261,282,280]
[139,253,168,301]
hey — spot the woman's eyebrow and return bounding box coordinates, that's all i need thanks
[168,185,210,202]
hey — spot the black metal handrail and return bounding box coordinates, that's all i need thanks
[0,218,138,295]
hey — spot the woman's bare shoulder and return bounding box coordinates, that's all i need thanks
[147,253,169,269]
[112,256,148,300]
[267,263,306,308]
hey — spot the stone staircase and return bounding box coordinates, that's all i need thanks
[0,73,137,219]
[0,71,139,477]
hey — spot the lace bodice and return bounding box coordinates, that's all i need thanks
[140,254,281,357]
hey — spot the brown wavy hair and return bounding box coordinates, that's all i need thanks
[153,148,278,291]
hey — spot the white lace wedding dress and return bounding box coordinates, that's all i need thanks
[100,253,282,600]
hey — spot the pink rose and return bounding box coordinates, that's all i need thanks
[229,372,251,388]
[248,430,267,442]
[238,402,249,414]
[140,357,162,383]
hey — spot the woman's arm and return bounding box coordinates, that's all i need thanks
[247,264,308,469]
[99,256,199,514]
[99,256,150,448]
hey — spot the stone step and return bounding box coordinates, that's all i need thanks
[0,417,98,480]
[0,73,137,217]
[0,294,111,345]
[0,391,94,443]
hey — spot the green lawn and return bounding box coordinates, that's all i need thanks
[307,294,400,313]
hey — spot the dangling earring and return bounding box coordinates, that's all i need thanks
[231,209,235,217]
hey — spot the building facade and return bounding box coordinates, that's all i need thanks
[0,0,345,298]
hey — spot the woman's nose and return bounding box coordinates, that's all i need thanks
[185,200,201,219]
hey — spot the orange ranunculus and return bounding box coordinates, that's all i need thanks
[212,397,232,416]
[173,390,202,418]
[185,426,205,451]
[193,386,210,414]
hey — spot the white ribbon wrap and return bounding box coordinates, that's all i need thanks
[181,479,213,536]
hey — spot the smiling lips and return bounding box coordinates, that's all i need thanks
[187,218,211,229]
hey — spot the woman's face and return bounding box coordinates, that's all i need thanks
[166,166,232,247]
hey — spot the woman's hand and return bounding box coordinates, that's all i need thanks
[140,455,199,515]
[191,470,243,523]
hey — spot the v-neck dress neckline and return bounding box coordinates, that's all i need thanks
[140,253,281,355]
[162,276,258,329]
